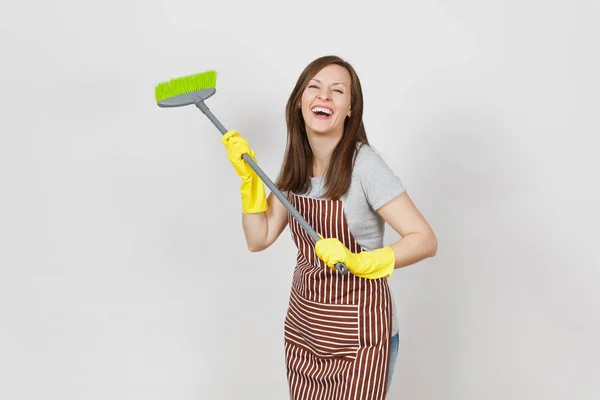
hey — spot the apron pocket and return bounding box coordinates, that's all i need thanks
[285,288,360,361]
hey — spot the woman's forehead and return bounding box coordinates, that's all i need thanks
[311,64,351,84]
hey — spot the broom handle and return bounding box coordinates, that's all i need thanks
[196,100,349,275]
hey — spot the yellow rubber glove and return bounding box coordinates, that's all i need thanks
[315,237,395,279]
[221,130,268,214]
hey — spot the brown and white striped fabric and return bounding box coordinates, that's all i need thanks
[284,193,393,400]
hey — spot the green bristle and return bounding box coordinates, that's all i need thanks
[154,70,217,102]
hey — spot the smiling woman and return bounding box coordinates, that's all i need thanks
[278,58,368,199]
[221,55,438,399]
[301,66,352,135]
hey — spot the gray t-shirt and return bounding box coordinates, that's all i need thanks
[297,143,406,335]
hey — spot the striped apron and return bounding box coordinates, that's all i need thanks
[284,193,393,400]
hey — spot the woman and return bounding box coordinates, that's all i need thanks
[222,55,438,399]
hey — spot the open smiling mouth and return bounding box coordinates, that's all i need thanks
[312,106,333,119]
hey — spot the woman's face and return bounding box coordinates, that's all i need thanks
[300,64,352,137]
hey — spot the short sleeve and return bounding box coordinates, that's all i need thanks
[358,146,406,210]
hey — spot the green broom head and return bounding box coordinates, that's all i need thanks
[155,70,217,108]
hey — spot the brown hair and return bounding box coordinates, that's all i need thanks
[275,55,369,199]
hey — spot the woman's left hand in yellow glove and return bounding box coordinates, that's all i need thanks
[314,238,396,279]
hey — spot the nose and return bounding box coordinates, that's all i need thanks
[317,87,331,101]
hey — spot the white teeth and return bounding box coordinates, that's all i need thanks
[312,107,333,115]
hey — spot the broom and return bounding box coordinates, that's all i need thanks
[154,70,349,275]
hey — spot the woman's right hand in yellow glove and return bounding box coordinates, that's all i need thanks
[222,130,258,180]
[221,130,268,214]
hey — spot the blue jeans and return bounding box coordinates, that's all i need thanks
[387,333,399,392]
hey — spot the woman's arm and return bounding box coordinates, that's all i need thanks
[377,192,438,269]
[221,130,289,252]
[314,191,436,278]
[243,191,289,252]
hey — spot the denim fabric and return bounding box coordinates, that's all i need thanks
[386,332,399,392]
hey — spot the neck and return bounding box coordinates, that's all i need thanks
[306,128,343,177]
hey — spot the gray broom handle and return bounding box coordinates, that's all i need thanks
[196,100,349,275]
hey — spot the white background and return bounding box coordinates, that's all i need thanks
[1,0,599,399]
